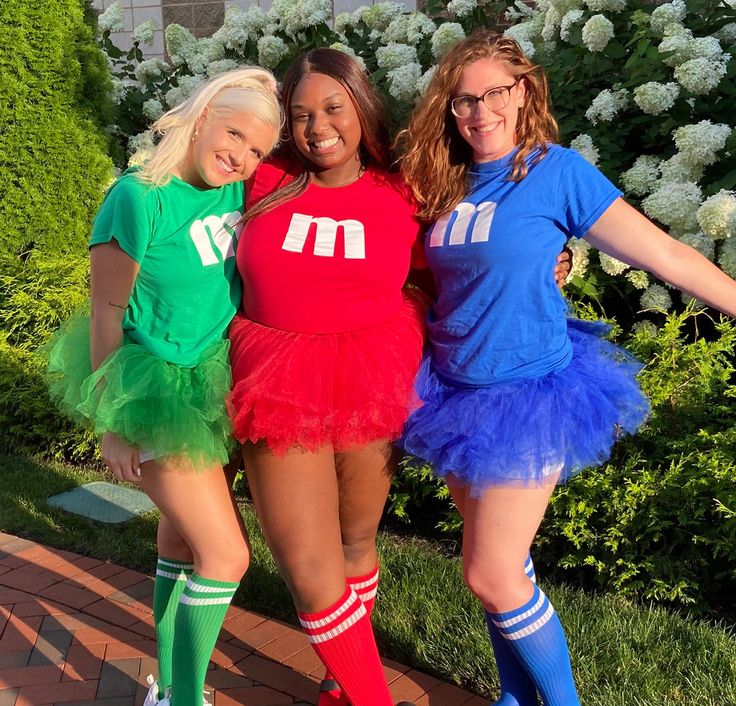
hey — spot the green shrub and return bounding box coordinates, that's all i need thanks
[394,310,736,614]
[0,0,112,458]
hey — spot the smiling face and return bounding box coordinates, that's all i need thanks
[289,72,363,186]
[177,111,277,189]
[452,57,526,164]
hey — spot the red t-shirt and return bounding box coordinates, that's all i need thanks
[237,161,425,333]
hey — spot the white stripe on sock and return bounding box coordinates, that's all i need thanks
[158,559,194,570]
[349,575,378,591]
[298,590,359,630]
[180,594,234,606]
[186,579,236,594]
[492,591,546,629]
[503,602,554,640]
[156,569,189,581]
[304,603,367,644]
[357,587,378,601]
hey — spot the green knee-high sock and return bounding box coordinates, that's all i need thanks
[153,557,193,700]
[171,574,238,706]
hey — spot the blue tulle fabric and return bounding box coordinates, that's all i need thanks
[400,319,649,494]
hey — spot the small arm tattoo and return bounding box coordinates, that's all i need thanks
[107,301,127,310]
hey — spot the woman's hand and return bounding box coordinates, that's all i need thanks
[554,246,573,289]
[102,432,142,483]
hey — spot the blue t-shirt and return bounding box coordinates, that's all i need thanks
[425,144,621,386]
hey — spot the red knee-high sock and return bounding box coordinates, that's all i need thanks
[299,585,392,706]
[320,567,380,706]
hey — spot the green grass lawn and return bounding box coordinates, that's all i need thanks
[1,453,735,705]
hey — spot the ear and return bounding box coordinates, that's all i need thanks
[516,76,528,108]
[195,106,210,132]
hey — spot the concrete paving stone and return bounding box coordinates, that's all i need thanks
[0,651,31,669]
[14,678,98,705]
[233,655,320,702]
[39,583,99,611]
[61,643,106,682]
[11,599,67,618]
[0,687,18,706]
[27,628,74,666]
[0,616,42,653]
[215,685,298,706]
[96,658,140,698]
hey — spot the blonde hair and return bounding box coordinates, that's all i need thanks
[398,30,559,221]
[140,67,283,186]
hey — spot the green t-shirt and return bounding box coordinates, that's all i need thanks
[89,169,244,366]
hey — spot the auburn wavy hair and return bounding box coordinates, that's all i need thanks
[398,30,559,221]
[243,48,393,224]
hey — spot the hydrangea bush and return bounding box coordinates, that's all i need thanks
[97,0,736,329]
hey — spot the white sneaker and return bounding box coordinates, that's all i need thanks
[143,675,163,706]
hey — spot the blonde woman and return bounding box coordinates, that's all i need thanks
[46,68,282,706]
[399,30,736,706]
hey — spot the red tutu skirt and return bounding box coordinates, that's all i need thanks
[228,291,427,454]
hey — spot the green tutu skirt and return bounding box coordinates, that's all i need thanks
[45,314,235,467]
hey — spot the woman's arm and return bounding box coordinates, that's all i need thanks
[585,198,736,317]
[90,241,142,481]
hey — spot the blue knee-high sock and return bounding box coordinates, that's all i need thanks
[488,583,580,706]
[484,555,539,706]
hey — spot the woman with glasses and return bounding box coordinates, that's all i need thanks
[398,29,736,705]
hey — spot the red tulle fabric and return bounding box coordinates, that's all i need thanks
[228,291,426,454]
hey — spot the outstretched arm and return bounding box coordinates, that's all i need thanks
[585,198,736,317]
[90,241,142,482]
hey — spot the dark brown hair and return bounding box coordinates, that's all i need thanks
[244,48,393,223]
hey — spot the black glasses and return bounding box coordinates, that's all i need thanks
[450,81,518,118]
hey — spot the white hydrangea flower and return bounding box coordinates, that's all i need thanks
[133,20,156,45]
[658,25,692,66]
[640,283,672,311]
[584,0,626,12]
[431,22,466,59]
[329,42,367,71]
[649,0,686,36]
[642,181,702,232]
[673,120,732,166]
[164,74,205,108]
[127,131,155,167]
[585,87,629,124]
[334,12,354,35]
[505,0,536,22]
[447,0,478,18]
[678,231,716,260]
[581,14,614,52]
[387,62,423,102]
[376,43,418,70]
[687,36,725,62]
[658,153,704,185]
[99,2,124,33]
[165,24,197,67]
[142,98,164,122]
[218,5,269,49]
[570,134,600,166]
[134,57,168,84]
[560,9,585,41]
[541,6,562,42]
[257,35,289,69]
[504,23,536,57]
[567,237,591,279]
[110,78,128,105]
[621,155,661,196]
[626,270,649,289]
[206,58,239,77]
[633,82,679,115]
[715,23,736,46]
[674,57,729,95]
[550,0,585,15]
[697,191,736,240]
[417,65,437,95]
[632,320,658,336]
[382,14,409,43]
[270,0,331,37]
[599,252,630,276]
[407,13,436,44]
[718,235,736,277]
[361,2,404,31]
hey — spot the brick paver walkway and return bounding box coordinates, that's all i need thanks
[0,533,483,706]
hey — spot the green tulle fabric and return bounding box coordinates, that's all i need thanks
[45,313,235,467]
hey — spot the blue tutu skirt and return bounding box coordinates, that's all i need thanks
[400,319,649,494]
